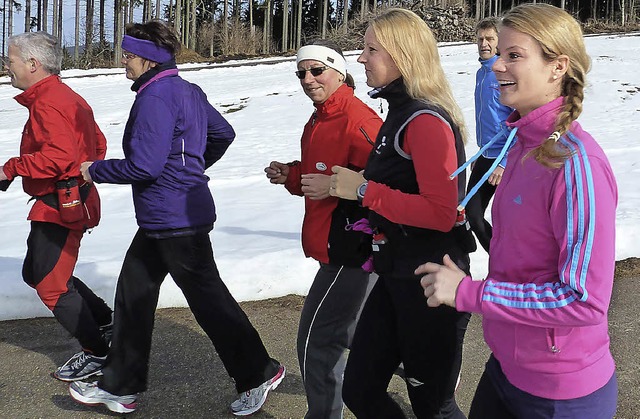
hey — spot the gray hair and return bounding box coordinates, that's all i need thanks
[8,32,62,75]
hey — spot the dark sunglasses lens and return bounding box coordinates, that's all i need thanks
[295,67,326,79]
[310,67,326,76]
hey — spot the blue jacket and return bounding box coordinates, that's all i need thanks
[475,55,512,167]
[90,68,235,231]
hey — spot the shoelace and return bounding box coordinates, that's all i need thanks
[71,353,89,369]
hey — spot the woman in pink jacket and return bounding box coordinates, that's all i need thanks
[416,4,618,418]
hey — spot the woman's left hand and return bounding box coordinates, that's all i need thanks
[415,254,466,308]
[80,161,94,183]
[329,166,364,200]
[488,166,504,186]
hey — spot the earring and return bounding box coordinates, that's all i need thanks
[553,74,558,80]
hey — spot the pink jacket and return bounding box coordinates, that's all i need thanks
[456,97,618,400]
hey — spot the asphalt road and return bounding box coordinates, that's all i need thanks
[1,258,638,418]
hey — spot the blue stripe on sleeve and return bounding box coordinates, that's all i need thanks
[565,132,597,301]
[562,139,586,295]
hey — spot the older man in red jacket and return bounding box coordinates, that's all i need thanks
[1,31,113,382]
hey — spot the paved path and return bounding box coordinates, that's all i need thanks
[1,258,638,418]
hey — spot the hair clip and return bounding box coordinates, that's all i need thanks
[549,131,561,142]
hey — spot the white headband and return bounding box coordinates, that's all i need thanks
[296,45,347,77]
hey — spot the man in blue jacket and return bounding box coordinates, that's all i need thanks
[467,18,513,252]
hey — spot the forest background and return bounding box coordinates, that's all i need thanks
[1,0,640,72]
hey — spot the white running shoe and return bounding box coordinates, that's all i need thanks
[69,381,137,414]
[230,364,286,416]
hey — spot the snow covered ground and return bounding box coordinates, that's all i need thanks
[0,33,638,320]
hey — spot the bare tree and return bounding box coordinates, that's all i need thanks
[321,0,328,38]
[86,0,95,55]
[114,0,124,65]
[342,0,348,34]
[74,0,80,61]
[223,0,229,53]
[24,0,31,32]
[282,0,288,51]
[189,0,196,49]
[262,0,272,53]
[100,0,106,44]
[42,0,48,31]
[57,0,62,40]
[51,0,58,38]
[296,0,301,49]
[7,0,14,38]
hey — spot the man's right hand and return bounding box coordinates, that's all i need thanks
[264,161,289,184]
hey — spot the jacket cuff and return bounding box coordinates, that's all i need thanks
[455,275,486,313]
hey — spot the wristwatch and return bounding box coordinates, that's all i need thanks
[356,181,368,206]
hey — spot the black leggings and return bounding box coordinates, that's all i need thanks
[466,155,498,252]
[99,228,278,395]
[342,275,469,418]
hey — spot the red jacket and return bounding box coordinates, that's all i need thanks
[285,84,382,263]
[3,75,107,230]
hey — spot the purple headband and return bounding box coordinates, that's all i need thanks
[121,35,173,63]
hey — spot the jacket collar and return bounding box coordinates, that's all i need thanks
[506,96,565,147]
[14,74,60,108]
[369,78,409,109]
[132,59,179,93]
[479,55,499,69]
[313,83,354,117]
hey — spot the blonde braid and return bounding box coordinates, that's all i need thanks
[528,72,586,168]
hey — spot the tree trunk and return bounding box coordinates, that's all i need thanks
[210,0,215,57]
[128,0,134,24]
[37,0,41,30]
[189,0,196,50]
[57,0,63,41]
[7,0,14,37]
[342,0,348,34]
[75,0,80,62]
[296,0,302,49]
[174,0,181,33]
[282,0,288,51]
[24,0,31,32]
[223,0,228,54]
[321,0,328,38]
[86,0,94,56]
[52,0,58,38]
[42,0,48,32]
[100,0,105,45]
[114,0,123,66]
[263,0,271,54]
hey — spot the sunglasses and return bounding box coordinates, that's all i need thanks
[295,66,329,79]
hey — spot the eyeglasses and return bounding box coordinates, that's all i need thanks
[122,52,138,60]
[295,66,328,79]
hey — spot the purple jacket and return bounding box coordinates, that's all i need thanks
[90,69,235,231]
[456,97,618,400]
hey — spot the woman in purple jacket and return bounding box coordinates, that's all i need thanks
[416,4,618,418]
[69,20,284,416]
